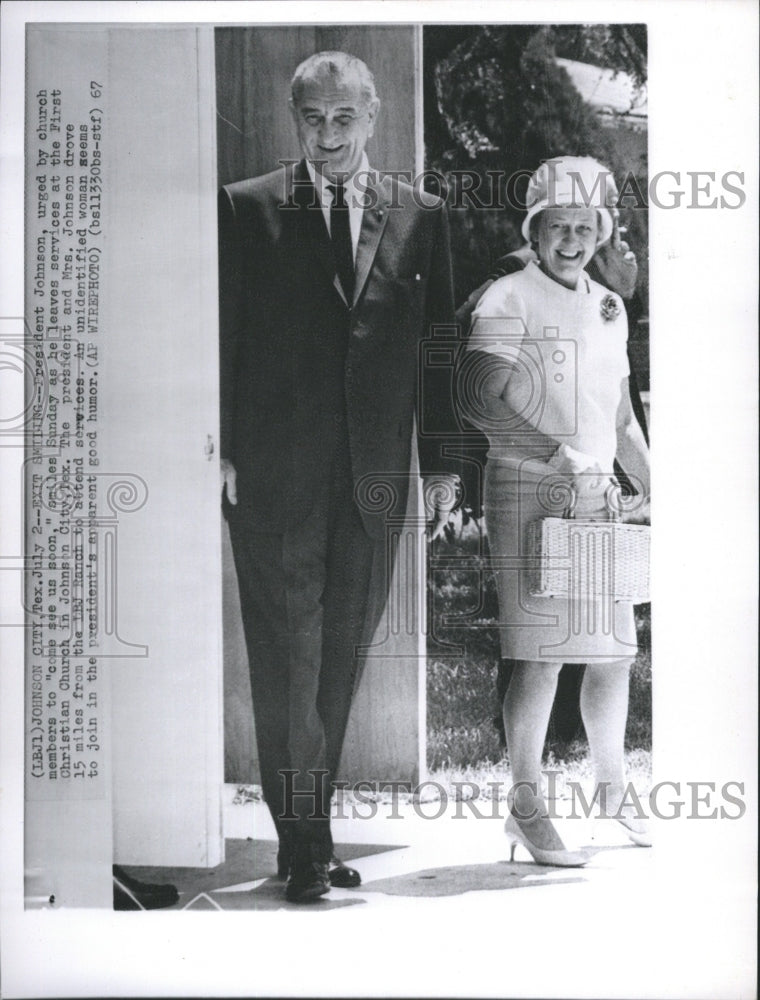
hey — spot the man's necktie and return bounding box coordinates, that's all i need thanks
[327,182,355,305]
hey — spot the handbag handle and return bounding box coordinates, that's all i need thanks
[562,482,578,520]
[562,479,621,522]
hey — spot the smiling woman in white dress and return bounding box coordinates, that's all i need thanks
[462,157,651,865]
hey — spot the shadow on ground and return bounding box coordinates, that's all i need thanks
[119,839,643,908]
[361,860,588,897]
[119,838,403,911]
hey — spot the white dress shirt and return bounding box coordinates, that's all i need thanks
[305,153,370,262]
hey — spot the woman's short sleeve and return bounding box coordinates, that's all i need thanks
[467,276,528,360]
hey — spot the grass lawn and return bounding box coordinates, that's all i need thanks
[427,747,652,804]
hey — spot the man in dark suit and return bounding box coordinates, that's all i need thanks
[218,51,458,902]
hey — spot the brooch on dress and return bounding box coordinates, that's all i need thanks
[600,294,621,322]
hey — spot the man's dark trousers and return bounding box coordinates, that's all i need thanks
[227,414,385,864]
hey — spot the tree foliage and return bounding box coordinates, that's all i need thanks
[547,23,647,88]
[424,25,648,304]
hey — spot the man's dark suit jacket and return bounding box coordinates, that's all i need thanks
[218,160,456,539]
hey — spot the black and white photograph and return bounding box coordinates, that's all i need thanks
[0,2,756,997]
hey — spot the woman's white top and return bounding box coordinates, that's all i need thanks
[466,260,629,472]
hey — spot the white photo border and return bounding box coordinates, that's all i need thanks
[1,2,757,998]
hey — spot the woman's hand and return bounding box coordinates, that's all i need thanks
[622,497,651,525]
[547,444,604,485]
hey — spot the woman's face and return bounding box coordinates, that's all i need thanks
[536,207,599,289]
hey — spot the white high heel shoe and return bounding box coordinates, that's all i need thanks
[612,815,652,847]
[590,801,653,847]
[504,811,593,867]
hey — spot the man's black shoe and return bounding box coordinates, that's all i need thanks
[277,845,361,889]
[328,858,361,888]
[284,861,330,903]
[113,865,179,910]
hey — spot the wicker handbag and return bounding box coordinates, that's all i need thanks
[527,485,650,604]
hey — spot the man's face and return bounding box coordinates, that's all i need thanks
[290,72,379,183]
[536,207,599,289]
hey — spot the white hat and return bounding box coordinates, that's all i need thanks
[521,156,616,246]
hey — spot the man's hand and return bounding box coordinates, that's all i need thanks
[430,507,463,542]
[594,212,638,300]
[622,496,651,525]
[221,458,237,505]
[423,474,462,542]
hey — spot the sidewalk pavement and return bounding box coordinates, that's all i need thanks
[119,785,656,913]
[130,786,652,912]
